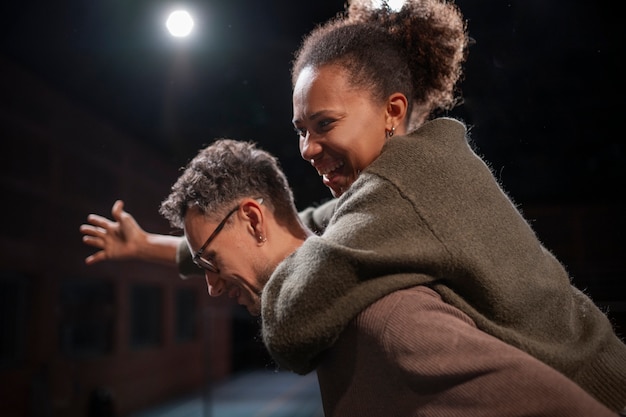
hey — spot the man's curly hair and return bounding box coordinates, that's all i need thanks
[159,139,298,231]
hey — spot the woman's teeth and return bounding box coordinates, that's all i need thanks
[318,160,344,177]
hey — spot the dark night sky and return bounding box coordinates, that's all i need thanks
[0,0,623,209]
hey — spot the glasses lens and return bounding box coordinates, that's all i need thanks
[195,256,217,273]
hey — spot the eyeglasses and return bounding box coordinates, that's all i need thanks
[192,198,263,273]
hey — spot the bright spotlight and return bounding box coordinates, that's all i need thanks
[166,10,194,37]
[372,0,405,12]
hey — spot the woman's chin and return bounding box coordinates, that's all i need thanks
[323,173,353,198]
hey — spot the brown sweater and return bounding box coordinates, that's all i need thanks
[316,286,617,416]
[261,118,626,411]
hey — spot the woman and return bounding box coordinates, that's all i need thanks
[262,0,626,412]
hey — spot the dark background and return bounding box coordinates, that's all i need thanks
[1,0,623,209]
[0,2,624,414]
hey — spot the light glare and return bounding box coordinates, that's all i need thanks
[372,0,405,12]
[166,10,194,37]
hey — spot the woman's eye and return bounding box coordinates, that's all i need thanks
[294,119,333,137]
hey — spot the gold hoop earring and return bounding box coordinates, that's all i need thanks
[386,126,396,139]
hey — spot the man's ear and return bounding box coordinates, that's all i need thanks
[240,198,265,242]
[386,92,408,134]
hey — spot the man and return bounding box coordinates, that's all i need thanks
[82,138,617,416]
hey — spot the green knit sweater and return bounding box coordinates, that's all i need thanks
[261,118,626,412]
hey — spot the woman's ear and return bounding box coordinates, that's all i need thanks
[386,92,408,135]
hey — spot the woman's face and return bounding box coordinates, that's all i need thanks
[292,64,390,197]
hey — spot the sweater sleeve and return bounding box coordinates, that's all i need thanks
[262,171,442,374]
[176,238,203,278]
[297,198,338,235]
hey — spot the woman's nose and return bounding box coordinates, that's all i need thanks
[204,271,224,297]
[299,132,322,161]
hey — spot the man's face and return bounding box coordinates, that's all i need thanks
[183,205,273,316]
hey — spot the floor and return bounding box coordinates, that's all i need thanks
[128,370,324,417]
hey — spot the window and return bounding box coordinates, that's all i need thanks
[130,284,163,348]
[59,279,114,358]
[175,288,197,343]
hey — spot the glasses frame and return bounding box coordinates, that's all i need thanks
[192,198,263,273]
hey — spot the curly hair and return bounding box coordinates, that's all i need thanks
[159,139,298,230]
[291,0,468,130]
